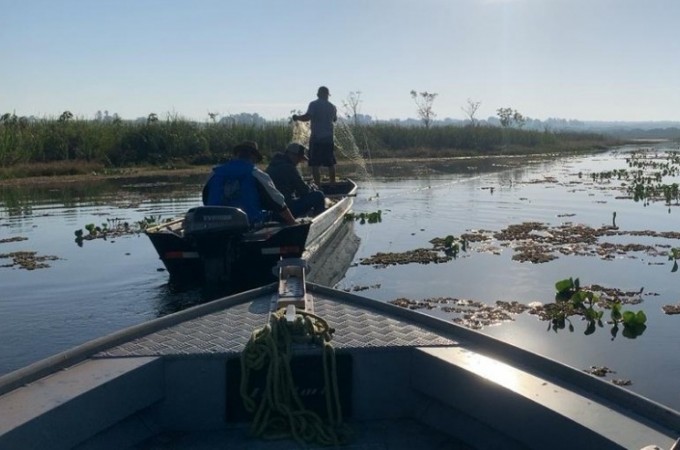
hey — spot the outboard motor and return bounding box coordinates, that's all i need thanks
[184,206,250,284]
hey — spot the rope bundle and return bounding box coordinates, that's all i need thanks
[239,308,349,446]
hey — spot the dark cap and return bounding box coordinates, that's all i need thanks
[317,86,330,97]
[286,143,308,160]
[232,140,263,163]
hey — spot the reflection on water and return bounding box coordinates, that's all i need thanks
[2,146,680,412]
[0,174,207,219]
[151,283,211,317]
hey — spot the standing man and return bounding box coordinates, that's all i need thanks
[292,86,337,185]
[266,143,326,217]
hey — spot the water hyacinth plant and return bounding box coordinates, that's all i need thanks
[74,216,166,246]
[668,247,680,273]
[551,277,647,339]
[344,210,382,224]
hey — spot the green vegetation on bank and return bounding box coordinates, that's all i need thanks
[350,122,613,159]
[0,112,618,179]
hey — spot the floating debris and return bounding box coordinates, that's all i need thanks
[582,367,632,386]
[584,366,616,377]
[343,284,382,292]
[389,296,520,329]
[0,236,28,244]
[512,243,558,263]
[0,251,60,270]
[662,304,680,315]
[452,222,678,265]
[360,248,452,267]
[361,234,468,267]
[387,279,657,332]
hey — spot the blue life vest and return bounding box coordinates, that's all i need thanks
[203,160,267,223]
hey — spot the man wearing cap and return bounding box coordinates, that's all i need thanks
[292,86,337,185]
[203,140,297,226]
[266,143,326,217]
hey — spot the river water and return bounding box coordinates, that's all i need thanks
[1,143,679,411]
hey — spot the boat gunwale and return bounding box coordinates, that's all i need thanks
[306,284,680,434]
[304,182,357,252]
[144,179,357,246]
[2,279,680,434]
[144,178,357,236]
[0,284,276,396]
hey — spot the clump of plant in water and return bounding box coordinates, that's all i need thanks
[74,216,167,246]
[668,247,680,273]
[344,210,382,224]
[548,277,647,339]
[429,235,467,258]
[619,150,680,208]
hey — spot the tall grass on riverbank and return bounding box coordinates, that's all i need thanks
[352,123,612,158]
[0,113,614,178]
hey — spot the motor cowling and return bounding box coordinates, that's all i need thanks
[184,206,250,284]
[184,206,250,236]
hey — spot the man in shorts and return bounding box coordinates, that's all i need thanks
[292,86,337,185]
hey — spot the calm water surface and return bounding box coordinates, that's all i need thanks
[1,144,679,411]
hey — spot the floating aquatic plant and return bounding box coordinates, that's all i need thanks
[550,277,647,339]
[668,247,680,273]
[429,234,467,258]
[344,210,382,224]
[74,216,167,246]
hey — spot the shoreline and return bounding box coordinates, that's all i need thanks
[0,151,603,188]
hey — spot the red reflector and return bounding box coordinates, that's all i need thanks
[261,246,300,255]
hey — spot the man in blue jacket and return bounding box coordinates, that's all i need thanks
[266,143,326,217]
[203,141,296,226]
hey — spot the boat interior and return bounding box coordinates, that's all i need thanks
[1,274,679,450]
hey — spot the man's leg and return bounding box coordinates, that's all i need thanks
[312,166,321,185]
[328,165,336,183]
[288,191,325,217]
[308,190,326,214]
[288,198,306,218]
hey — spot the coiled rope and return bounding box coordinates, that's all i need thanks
[239,307,349,445]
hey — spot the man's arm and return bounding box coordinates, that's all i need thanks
[287,165,311,197]
[293,112,310,122]
[252,168,297,225]
[279,206,296,225]
[293,102,313,122]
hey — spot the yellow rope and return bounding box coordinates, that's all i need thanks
[239,307,349,446]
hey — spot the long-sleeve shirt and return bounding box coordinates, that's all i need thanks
[203,159,287,223]
[265,153,312,203]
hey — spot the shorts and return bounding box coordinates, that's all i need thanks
[308,139,336,167]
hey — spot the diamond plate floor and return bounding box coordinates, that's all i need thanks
[96,291,457,359]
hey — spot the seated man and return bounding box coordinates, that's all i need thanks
[266,143,326,218]
[203,140,296,226]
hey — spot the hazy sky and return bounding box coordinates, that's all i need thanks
[2,0,679,122]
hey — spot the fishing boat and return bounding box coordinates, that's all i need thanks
[144,179,357,290]
[1,259,679,450]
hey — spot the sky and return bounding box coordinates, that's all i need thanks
[2,0,680,123]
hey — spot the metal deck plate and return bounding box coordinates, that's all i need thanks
[96,293,456,358]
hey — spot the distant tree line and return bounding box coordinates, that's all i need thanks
[0,111,619,174]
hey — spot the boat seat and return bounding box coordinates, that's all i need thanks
[0,357,163,450]
[411,347,678,450]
